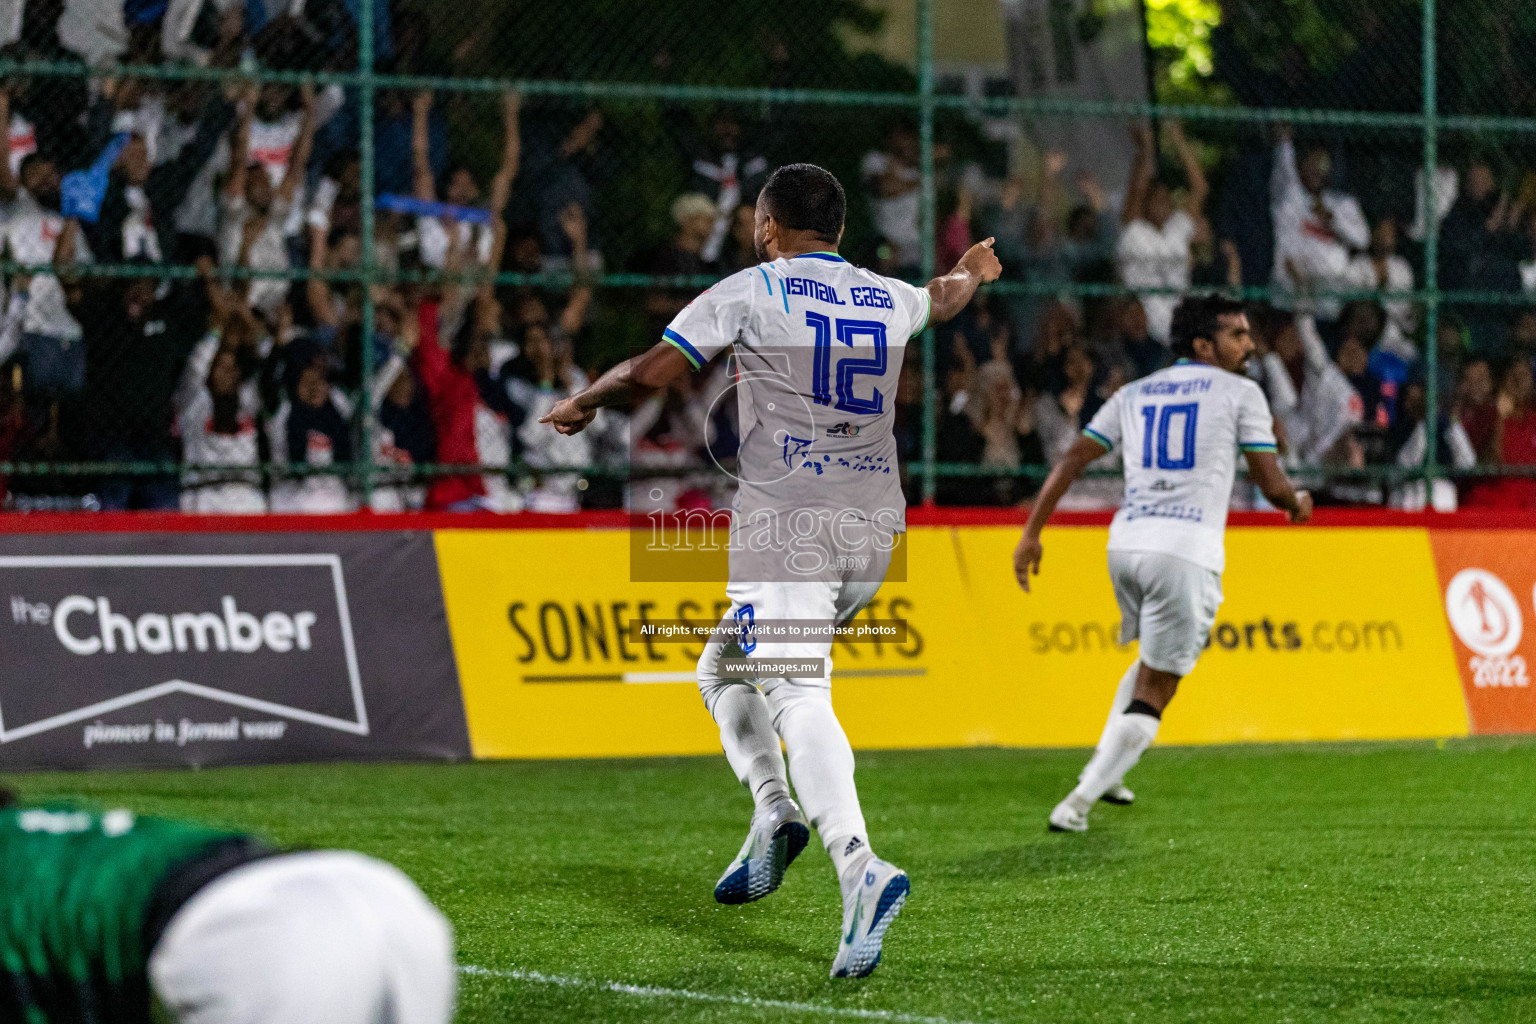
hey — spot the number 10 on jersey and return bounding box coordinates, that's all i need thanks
[1140,402,1199,470]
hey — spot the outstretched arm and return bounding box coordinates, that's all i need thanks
[1243,449,1312,522]
[1123,122,1155,226]
[1013,435,1106,591]
[1168,120,1208,213]
[276,82,318,206]
[487,91,521,216]
[412,91,435,203]
[925,238,1002,325]
[1167,119,1210,241]
[539,340,694,435]
[225,86,253,202]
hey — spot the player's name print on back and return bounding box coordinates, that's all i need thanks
[654,251,930,583]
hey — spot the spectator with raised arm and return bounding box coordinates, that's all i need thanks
[87,77,237,265]
[221,82,319,318]
[243,80,344,237]
[1117,121,1209,346]
[264,336,355,514]
[302,203,364,358]
[412,89,521,271]
[1271,128,1370,322]
[1258,310,1362,468]
[1441,158,1528,355]
[686,109,769,265]
[408,290,518,512]
[0,0,89,168]
[0,84,88,408]
[57,222,214,510]
[174,283,265,513]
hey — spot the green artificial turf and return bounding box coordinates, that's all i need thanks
[13,738,1536,1023]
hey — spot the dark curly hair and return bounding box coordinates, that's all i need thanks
[1169,294,1247,359]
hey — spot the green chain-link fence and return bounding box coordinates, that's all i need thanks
[0,0,1529,512]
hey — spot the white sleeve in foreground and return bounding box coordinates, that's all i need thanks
[887,277,931,338]
[662,269,758,369]
[1236,381,1279,452]
[1083,386,1125,452]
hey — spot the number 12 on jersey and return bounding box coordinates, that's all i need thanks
[1140,402,1199,470]
[807,311,887,414]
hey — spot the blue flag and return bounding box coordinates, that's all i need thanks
[60,133,131,224]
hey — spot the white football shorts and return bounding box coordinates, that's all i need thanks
[700,532,896,688]
[1107,549,1223,677]
[149,850,456,1024]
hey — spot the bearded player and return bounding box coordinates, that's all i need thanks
[0,789,455,1023]
[543,163,1000,976]
[1013,294,1312,833]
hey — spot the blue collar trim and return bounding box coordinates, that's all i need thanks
[789,252,846,263]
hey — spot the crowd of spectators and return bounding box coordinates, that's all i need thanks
[0,0,1533,513]
[0,0,624,512]
[880,120,1536,512]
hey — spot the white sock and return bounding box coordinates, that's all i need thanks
[1072,712,1160,808]
[766,685,869,874]
[827,831,874,884]
[701,681,790,812]
[1096,661,1141,751]
[1082,660,1142,789]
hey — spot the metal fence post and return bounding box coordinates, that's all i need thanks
[917,0,938,506]
[358,0,377,507]
[1421,0,1440,504]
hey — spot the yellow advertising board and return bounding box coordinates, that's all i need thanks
[436,525,1470,759]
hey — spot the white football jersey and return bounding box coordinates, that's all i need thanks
[663,252,929,527]
[1084,360,1277,573]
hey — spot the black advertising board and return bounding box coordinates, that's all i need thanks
[0,532,471,768]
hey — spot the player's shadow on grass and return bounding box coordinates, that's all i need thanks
[553,862,830,968]
[935,833,1129,881]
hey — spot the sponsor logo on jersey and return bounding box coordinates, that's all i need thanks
[782,434,814,467]
[826,422,861,437]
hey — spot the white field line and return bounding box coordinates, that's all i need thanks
[459,965,991,1024]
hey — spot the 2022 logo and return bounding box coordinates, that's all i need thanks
[1444,569,1530,688]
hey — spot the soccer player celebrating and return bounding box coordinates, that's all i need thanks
[542,163,1000,976]
[1013,294,1312,833]
[0,789,455,1023]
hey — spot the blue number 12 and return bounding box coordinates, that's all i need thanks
[808,312,887,413]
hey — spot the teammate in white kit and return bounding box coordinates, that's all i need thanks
[1013,295,1312,833]
[543,163,1000,976]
